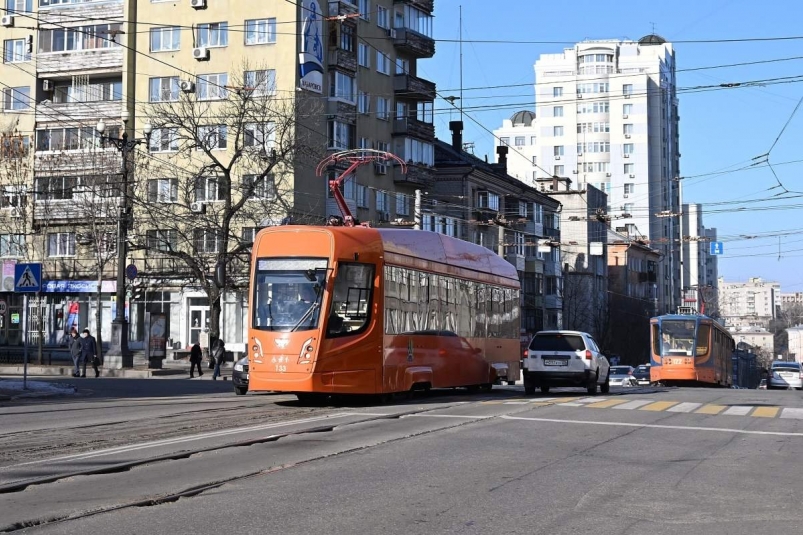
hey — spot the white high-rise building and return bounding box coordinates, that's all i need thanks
[719,277,779,328]
[493,110,538,184]
[532,35,680,314]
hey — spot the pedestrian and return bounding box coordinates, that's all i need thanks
[79,328,100,378]
[211,336,225,380]
[69,329,82,377]
[189,341,203,378]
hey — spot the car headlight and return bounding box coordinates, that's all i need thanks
[234,357,248,372]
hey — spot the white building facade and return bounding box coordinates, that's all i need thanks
[718,277,779,328]
[681,203,718,313]
[492,110,539,184]
[531,36,680,314]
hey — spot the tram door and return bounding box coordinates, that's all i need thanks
[188,298,210,345]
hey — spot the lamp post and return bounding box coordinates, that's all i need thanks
[96,115,152,368]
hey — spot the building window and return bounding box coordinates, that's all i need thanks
[329,71,355,102]
[197,125,227,150]
[356,184,368,208]
[395,57,409,75]
[376,51,390,75]
[39,24,122,53]
[197,22,228,48]
[518,201,527,217]
[623,123,634,135]
[0,136,29,158]
[194,176,224,202]
[244,69,276,97]
[623,143,634,155]
[553,87,563,97]
[376,190,388,212]
[327,120,353,150]
[53,79,122,103]
[149,26,180,52]
[197,73,228,100]
[532,156,537,165]
[245,18,276,45]
[241,227,260,244]
[624,163,634,174]
[398,137,433,165]
[514,136,525,146]
[553,126,563,137]
[358,43,370,68]
[148,127,179,153]
[193,229,223,254]
[623,203,634,214]
[624,183,634,194]
[147,178,178,203]
[530,136,537,145]
[553,145,564,157]
[5,0,31,12]
[0,234,24,257]
[47,232,75,257]
[35,126,117,152]
[357,91,370,114]
[149,76,179,102]
[376,5,389,28]
[500,137,509,146]
[2,86,29,111]
[553,165,564,176]
[396,194,409,216]
[146,229,178,253]
[377,97,390,120]
[533,203,543,224]
[358,0,370,20]
[623,103,633,115]
[339,24,354,51]
[3,38,30,63]
[244,122,275,150]
[242,174,275,199]
[623,84,633,96]
[477,191,500,211]
[553,105,563,117]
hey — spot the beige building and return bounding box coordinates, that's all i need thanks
[729,326,774,358]
[718,276,779,329]
[0,0,436,355]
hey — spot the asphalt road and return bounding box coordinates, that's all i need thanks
[2,381,803,534]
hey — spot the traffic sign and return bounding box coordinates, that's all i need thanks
[0,299,6,315]
[709,241,724,255]
[14,263,41,292]
[125,263,138,281]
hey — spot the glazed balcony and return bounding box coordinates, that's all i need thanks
[393,0,434,14]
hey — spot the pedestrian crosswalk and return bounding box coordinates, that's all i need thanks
[480,396,801,419]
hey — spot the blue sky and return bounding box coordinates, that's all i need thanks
[418,0,803,291]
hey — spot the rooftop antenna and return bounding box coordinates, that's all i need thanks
[650,22,656,34]
[459,5,464,121]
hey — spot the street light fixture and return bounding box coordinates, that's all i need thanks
[96,116,152,368]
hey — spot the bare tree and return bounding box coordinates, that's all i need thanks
[132,63,323,339]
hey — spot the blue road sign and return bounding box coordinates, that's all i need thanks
[14,263,42,292]
[125,263,138,281]
[710,241,724,255]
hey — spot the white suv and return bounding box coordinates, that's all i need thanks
[522,330,610,395]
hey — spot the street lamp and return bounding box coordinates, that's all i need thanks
[96,116,152,368]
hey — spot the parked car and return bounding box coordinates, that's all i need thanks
[522,330,610,395]
[608,366,638,387]
[232,356,249,395]
[767,361,803,390]
[633,364,651,386]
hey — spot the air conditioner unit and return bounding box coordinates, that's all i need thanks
[572,170,578,174]
[629,173,635,178]
[625,134,631,139]
[1,15,14,27]
[192,47,210,60]
[623,194,629,198]
[624,94,631,99]
[577,94,583,99]
[623,114,629,119]
[555,156,561,160]
[624,154,630,158]
[190,0,206,8]
[42,80,54,92]
[606,172,611,177]
[179,80,196,93]
[190,202,206,213]
[386,28,396,39]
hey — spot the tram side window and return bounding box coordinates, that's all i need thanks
[696,324,710,356]
[327,262,374,337]
[651,324,661,356]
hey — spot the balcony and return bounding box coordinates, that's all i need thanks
[33,195,120,223]
[327,48,357,73]
[392,28,435,59]
[393,0,434,14]
[543,227,560,240]
[326,98,357,118]
[328,0,360,17]
[43,257,115,281]
[393,73,436,100]
[505,253,525,271]
[392,117,434,140]
[393,163,433,188]
[36,101,121,125]
[37,48,123,76]
[143,256,194,278]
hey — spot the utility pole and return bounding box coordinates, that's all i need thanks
[414,189,422,230]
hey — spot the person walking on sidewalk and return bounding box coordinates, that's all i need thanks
[189,341,203,378]
[79,328,100,378]
[211,336,225,380]
[69,329,82,378]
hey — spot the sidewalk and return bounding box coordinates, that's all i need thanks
[0,378,78,401]
[0,360,232,380]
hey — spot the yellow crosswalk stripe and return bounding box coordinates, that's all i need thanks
[554,397,582,404]
[751,406,780,418]
[640,401,679,412]
[695,404,726,415]
[587,399,630,409]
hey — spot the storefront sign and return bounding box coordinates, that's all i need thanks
[41,280,117,293]
[149,313,167,358]
[10,312,19,324]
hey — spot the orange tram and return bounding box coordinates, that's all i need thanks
[247,226,521,400]
[649,314,733,387]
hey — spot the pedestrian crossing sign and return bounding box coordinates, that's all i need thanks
[14,263,41,292]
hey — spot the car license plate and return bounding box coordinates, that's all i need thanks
[245,373,249,380]
[544,359,567,366]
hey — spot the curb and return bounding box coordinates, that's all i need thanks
[0,365,187,379]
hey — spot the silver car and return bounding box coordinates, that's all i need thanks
[608,366,638,387]
[768,361,803,390]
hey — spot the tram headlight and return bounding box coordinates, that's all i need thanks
[298,337,314,364]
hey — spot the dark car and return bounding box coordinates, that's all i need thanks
[232,356,249,395]
[633,364,651,385]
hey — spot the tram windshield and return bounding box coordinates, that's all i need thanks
[252,258,328,332]
[658,319,696,356]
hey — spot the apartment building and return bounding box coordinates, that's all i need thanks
[531,35,681,315]
[718,276,779,329]
[680,203,717,314]
[492,110,538,184]
[0,0,436,355]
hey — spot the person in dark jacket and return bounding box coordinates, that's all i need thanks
[189,341,203,378]
[79,328,100,378]
[69,329,82,377]
[211,336,225,380]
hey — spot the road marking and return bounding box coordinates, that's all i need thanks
[587,399,630,409]
[780,408,803,419]
[752,407,780,418]
[500,415,803,437]
[666,402,702,413]
[612,400,654,410]
[696,405,726,415]
[723,406,753,416]
[503,401,532,405]
[577,397,608,403]
[407,414,488,420]
[641,401,679,412]
[481,401,504,405]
